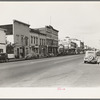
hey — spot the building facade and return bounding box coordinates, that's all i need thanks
[0,20,59,58]
[71,38,84,53]
[30,29,39,54]
[0,20,30,58]
[38,30,47,57]
[0,28,6,53]
[38,25,59,56]
[30,28,47,57]
[13,20,30,58]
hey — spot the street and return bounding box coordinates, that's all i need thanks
[0,54,100,87]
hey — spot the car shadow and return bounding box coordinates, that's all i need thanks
[85,62,99,64]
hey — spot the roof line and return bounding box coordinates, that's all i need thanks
[13,19,30,27]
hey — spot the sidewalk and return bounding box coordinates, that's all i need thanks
[8,58,25,62]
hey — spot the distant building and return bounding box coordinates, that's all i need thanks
[0,28,6,53]
[58,37,77,54]
[59,37,85,54]
[60,37,71,49]
[69,42,77,49]
[70,38,80,47]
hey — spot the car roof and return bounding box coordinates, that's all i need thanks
[86,50,96,53]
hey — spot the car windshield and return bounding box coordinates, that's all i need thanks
[85,51,96,57]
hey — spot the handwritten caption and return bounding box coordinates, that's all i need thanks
[57,87,66,90]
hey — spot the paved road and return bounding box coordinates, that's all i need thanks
[0,54,100,87]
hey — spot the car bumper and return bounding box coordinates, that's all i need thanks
[84,59,97,63]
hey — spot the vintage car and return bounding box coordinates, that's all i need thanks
[84,50,98,64]
[0,53,9,62]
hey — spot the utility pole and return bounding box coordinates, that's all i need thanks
[50,16,51,25]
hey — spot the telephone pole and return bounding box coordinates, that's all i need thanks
[50,16,51,25]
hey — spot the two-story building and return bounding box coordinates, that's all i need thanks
[37,25,59,56]
[30,29,39,54]
[13,20,30,58]
[30,28,47,57]
[0,20,30,58]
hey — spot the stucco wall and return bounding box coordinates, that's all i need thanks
[13,20,30,58]
[6,35,14,44]
[0,29,6,44]
[0,29,6,53]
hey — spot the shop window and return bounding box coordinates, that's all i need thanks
[36,48,38,53]
[6,44,14,54]
[42,39,43,45]
[21,35,24,44]
[0,49,3,53]
[40,39,41,45]
[16,35,19,43]
[31,36,33,44]
[34,37,35,44]
[25,37,28,46]
[44,39,45,45]
[36,37,38,45]
[26,48,28,55]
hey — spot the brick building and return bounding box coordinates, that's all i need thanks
[37,25,59,56]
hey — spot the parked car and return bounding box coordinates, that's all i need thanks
[25,52,39,60]
[47,53,54,57]
[84,50,98,64]
[0,53,9,63]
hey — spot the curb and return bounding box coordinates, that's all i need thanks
[8,59,25,62]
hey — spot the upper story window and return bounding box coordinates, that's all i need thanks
[21,35,24,44]
[16,35,19,43]
[44,39,46,45]
[43,39,45,45]
[0,49,3,53]
[34,37,35,44]
[36,37,38,45]
[40,39,41,45]
[31,36,33,44]
[25,36,28,46]
[42,39,44,45]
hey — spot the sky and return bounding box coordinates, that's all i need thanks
[0,2,100,49]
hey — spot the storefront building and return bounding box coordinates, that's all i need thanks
[30,29,39,54]
[37,25,59,56]
[13,20,30,58]
[0,20,30,58]
[0,20,59,58]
